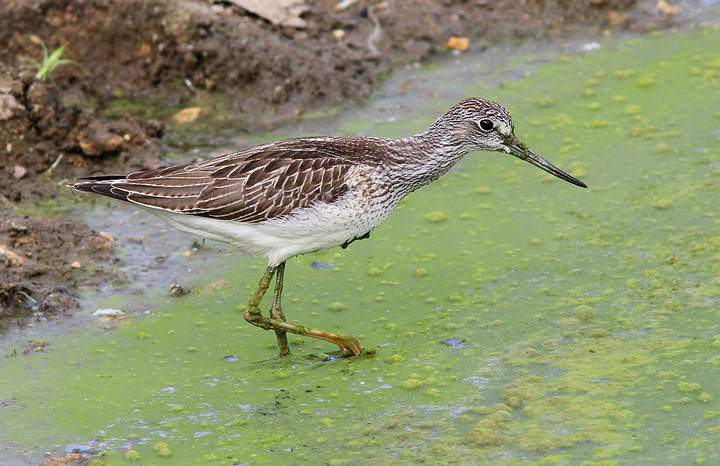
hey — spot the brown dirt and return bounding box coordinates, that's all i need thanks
[1,0,657,120]
[0,205,118,328]
[0,0,681,324]
[0,65,166,203]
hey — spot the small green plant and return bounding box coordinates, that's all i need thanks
[22,34,78,82]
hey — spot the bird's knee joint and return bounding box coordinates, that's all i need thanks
[244,308,258,321]
[244,307,270,329]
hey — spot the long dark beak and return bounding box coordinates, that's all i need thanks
[504,135,587,188]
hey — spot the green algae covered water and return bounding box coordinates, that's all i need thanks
[2,24,720,465]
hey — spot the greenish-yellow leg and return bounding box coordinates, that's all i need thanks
[243,264,363,357]
[269,262,290,356]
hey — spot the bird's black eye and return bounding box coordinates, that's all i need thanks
[479,119,494,131]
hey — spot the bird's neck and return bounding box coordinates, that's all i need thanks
[388,127,472,194]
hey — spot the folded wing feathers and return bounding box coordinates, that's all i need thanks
[125,194,206,213]
[80,142,357,223]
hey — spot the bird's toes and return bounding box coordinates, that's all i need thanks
[340,339,363,357]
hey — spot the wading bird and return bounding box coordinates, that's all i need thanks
[72,98,587,357]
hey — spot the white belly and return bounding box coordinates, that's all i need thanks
[146,187,398,266]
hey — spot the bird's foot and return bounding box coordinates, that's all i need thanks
[334,336,364,357]
[286,323,363,357]
[244,303,363,357]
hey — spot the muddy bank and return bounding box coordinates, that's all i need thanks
[0,206,118,328]
[0,0,686,323]
[0,65,164,321]
[2,0,659,123]
[0,66,166,201]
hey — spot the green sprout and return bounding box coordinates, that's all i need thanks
[16,290,37,304]
[23,34,78,82]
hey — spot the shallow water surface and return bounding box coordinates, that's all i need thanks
[2,22,720,465]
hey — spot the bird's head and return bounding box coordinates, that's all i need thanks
[436,97,587,188]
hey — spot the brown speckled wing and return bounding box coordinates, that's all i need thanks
[80,138,361,223]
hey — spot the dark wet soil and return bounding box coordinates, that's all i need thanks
[0,65,166,201]
[0,0,682,323]
[1,0,656,121]
[0,205,117,328]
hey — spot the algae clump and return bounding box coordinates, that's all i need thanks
[573,304,596,321]
[424,211,447,223]
[537,96,555,107]
[401,378,423,390]
[655,143,670,153]
[624,104,642,115]
[655,199,672,209]
[153,442,173,457]
[636,75,656,87]
[413,268,428,278]
[328,301,345,312]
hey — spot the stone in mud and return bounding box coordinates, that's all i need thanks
[12,165,26,179]
[74,119,125,157]
[0,93,25,121]
[446,36,470,51]
[169,284,192,297]
[26,81,81,140]
[441,338,468,349]
[171,107,206,124]
[228,0,309,28]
